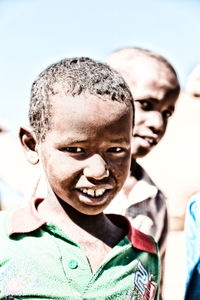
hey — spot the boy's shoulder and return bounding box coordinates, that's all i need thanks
[129,222,158,254]
[0,209,18,261]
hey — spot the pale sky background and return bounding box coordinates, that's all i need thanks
[1,0,200,135]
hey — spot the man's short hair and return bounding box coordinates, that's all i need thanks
[29,57,134,141]
[107,47,180,86]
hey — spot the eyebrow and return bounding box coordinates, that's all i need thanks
[57,138,88,145]
[135,97,159,103]
[57,137,130,146]
[109,138,130,144]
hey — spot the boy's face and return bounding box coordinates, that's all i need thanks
[124,57,179,158]
[36,92,133,215]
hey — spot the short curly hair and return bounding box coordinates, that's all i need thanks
[29,57,134,141]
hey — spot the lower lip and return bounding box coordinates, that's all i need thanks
[76,189,111,206]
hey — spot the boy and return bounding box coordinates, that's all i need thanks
[105,47,180,294]
[0,57,160,299]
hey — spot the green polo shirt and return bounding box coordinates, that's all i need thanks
[0,198,160,299]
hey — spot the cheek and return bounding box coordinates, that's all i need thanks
[158,130,166,141]
[134,108,146,127]
[110,154,131,182]
[42,153,77,185]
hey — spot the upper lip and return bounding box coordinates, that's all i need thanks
[134,134,159,145]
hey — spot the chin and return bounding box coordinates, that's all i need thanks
[133,147,152,158]
[79,205,106,216]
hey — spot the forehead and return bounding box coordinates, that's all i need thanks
[48,92,133,139]
[121,57,178,102]
[123,56,176,87]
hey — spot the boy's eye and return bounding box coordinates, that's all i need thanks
[61,147,84,153]
[107,147,124,153]
[137,100,153,111]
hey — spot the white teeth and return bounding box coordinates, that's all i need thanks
[145,137,152,142]
[80,188,106,197]
[95,189,105,197]
[144,137,154,144]
[87,189,95,197]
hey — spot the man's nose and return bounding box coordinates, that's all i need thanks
[83,154,109,180]
[145,111,165,134]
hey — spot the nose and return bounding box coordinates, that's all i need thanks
[83,154,109,180]
[145,111,165,135]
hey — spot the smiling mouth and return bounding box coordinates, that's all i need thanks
[135,135,158,146]
[78,187,109,198]
[143,136,157,146]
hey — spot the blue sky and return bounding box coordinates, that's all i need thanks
[1,0,200,134]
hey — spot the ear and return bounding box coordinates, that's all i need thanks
[19,126,39,165]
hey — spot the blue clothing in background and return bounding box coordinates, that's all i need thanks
[185,192,200,299]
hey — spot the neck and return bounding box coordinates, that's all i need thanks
[37,191,124,247]
[130,158,143,180]
[59,200,110,238]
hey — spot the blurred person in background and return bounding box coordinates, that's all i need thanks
[0,124,23,209]
[185,192,200,299]
[184,64,200,300]
[106,47,180,298]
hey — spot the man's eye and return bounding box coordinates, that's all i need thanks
[107,147,124,153]
[61,147,84,153]
[162,110,173,119]
[137,100,153,111]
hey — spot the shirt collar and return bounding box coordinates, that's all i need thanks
[8,198,45,235]
[8,198,156,254]
[107,213,157,254]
